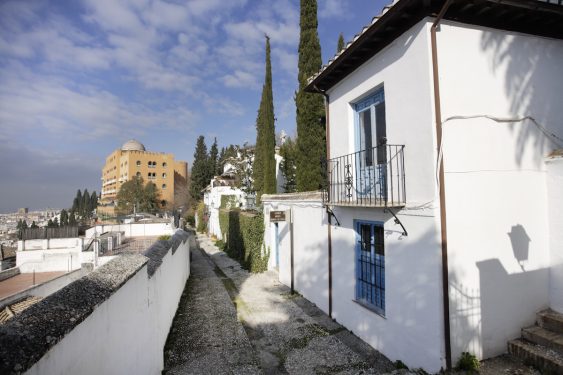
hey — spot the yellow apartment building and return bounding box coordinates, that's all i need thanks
[99,140,188,215]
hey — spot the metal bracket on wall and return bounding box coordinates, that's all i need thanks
[384,207,408,237]
[326,206,341,226]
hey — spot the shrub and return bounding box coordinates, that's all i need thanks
[219,209,269,273]
[455,352,480,372]
[158,234,171,241]
[220,195,237,209]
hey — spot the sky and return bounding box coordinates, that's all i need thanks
[0,0,388,213]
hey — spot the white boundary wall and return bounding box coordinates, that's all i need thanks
[25,231,191,375]
[16,248,84,273]
[85,222,174,238]
[546,155,563,313]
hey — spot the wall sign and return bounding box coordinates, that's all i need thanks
[270,210,286,222]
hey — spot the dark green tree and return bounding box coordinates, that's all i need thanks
[60,209,69,227]
[190,136,210,201]
[69,211,77,226]
[337,32,345,53]
[295,0,326,191]
[31,221,38,228]
[253,35,277,202]
[53,217,59,227]
[47,219,54,227]
[82,189,90,218]
[73,189,82,213]
[217,147,226,176]
[116,177,161,214]
[279,136,298,193]
[209,138,219,180]
[90,191,98,212]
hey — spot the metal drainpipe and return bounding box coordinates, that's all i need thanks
[431,0,454,370]
[315,84,332,318]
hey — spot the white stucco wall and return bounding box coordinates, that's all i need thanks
[16,248,83,272]
[546,155,563,313]
[26,231,191,375]
[437,22,563,360]
[85,222,174,238]
[263,195,329,313]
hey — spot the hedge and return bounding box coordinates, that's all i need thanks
[219,209,269,273]
[196,201,207,233]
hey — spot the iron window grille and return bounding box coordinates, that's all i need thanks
[355,221,385,315]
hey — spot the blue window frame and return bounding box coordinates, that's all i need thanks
[355,220,385,314]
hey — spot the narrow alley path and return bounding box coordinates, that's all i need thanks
[163,234,396,375]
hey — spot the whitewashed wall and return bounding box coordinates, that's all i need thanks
[437,22,563,361]
[85,222,174,238]
[16,248,83,272]
[25,231,191,375]
[262,194,329,313]
[18,238,83,251]
[546,155,563,313]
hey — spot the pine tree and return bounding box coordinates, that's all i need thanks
[190,136,209,201]
[217,147,226,176]
[53,217,59,227]
[69,211,77,226]
[90,191,98,212]
[31,221,38,228]
[82,189,90,218]
[253,35,277,202]
[296,0,326,192]
[209,138,219,180]
[337,32,345,53]
[60,209,69,227]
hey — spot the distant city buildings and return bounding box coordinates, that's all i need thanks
[99,140,188,215]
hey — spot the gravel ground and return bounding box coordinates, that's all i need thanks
[163,234,539,375]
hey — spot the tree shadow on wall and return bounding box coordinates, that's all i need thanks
[480,31,563,166]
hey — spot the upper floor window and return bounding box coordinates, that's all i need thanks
[136,160,141,167]
[355,220,385,315]
[162,173,167,178]
[162,184,167,189]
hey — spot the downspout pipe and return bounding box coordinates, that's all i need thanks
[430,0,454,370]
[314,84,333,318]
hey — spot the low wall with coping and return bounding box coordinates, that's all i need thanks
[16,248,84,273]
[0,229,194,375]
[0,267,20,282]
[0,268,88,309]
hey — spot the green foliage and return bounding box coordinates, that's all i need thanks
[219,209,269,273]
[196,201,207,233]
[70,188,97,220]
[214,239,225,250]
[296,0,326,192]
[455,352,480,372]
[253,36,277,203]
[30,221,38,229]
[394,360,408,370]
[220,195,237,209]
[190,135,211,202]
[279,136,297,193]
[116,176,161,215]
[60,209,69,227]
[69,211,77,226]
[337,32,345,53]
[158,234,171,241]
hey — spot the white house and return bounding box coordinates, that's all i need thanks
[263,0,563,372]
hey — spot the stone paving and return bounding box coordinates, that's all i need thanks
[163,234,540,375]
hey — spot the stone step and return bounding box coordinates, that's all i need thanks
[523,326,563,355]
[538,309,563,335]
[508,339,563,374]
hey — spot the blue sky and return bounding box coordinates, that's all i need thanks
[0,0,388,213]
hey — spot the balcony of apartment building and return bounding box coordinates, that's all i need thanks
[324,144,405,208]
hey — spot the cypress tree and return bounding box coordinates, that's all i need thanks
[209,138,219,180]
[82,189,90,218]
[253,35,277,202]
[60,209,69,227]
[69,211,77,226]
[337,32,345,53]
[295,0,326,192]
[280,136,297,193]
[90,191,98,211]
[190,136,209,201]
[74,189,82,212]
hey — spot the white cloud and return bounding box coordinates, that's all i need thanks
[319,0,351,19]
[223,70,259,89]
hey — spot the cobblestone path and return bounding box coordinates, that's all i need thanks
[163,234,396,375]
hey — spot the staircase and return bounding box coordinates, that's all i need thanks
[508,309,563,374]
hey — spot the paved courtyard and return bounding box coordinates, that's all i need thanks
[163,234,540,375]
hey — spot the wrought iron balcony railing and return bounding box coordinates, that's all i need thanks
[324,144,405,207]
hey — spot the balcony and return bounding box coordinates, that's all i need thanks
[324,144,405,207]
